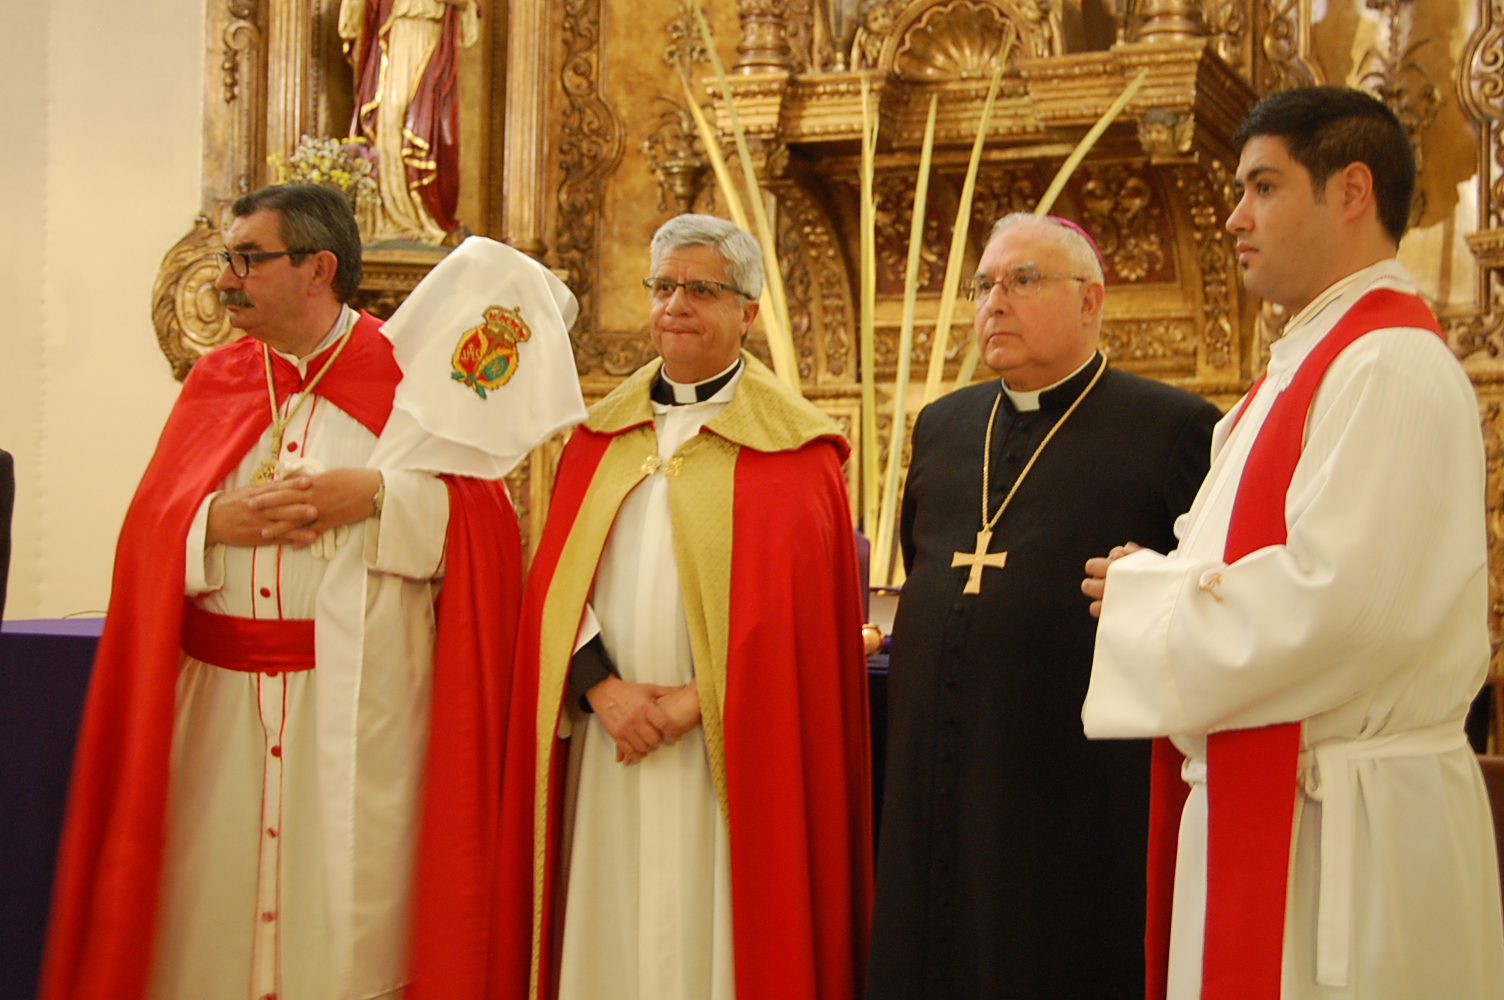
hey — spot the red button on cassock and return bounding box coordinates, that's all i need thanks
[259,587,271,598]
[286,442,298,452]
[262,910,276,922]
[266,827,278,838]
[270,745,282,757]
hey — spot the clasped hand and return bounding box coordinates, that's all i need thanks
[585,675,702,765]
[206,468,382,549]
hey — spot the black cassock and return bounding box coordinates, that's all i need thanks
[869,356,1220,1000]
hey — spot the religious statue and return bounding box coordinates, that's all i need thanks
[339,0,481,244]
[818,0,862,69]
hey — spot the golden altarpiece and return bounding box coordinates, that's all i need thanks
[150,0,1504,741]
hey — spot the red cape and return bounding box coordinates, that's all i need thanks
[500,418,873,1000]
[1143,289,1444,1000]
[39,314,521,1000]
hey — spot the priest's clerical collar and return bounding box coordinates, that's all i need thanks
[1001,352,1100,413]
[269,305,355,375]
[652,357,744,405]
[1279,261,1389,343]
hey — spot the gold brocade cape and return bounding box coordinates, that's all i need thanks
[500,351,874,1000]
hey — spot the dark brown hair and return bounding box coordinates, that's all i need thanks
[1234,86,1415,244]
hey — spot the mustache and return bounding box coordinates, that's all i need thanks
[219,290,254,308]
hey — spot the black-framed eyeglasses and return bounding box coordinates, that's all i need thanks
[215,249,312,279]
[963,265,1089,302]
[642,276,753,302]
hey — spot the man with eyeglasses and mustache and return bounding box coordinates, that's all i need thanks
[868,213,1220,999]
[505,213,872,1000]
[39,183,571,1000]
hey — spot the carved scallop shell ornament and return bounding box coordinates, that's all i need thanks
[894,1,1017,81]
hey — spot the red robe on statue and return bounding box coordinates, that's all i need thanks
[347,0,467,233]
[495,356,874,1000]
[39,313,522,1000]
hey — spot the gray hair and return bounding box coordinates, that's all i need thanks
[986,213,1104,285]
[649,214,764,300]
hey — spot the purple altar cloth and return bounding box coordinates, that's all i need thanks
[1,619,100,1000]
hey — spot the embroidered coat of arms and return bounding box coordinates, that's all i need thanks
[451,304,532,398]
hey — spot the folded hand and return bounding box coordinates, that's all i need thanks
[647,684,702,742]
[206,477,319,548]
[587,676,676,764]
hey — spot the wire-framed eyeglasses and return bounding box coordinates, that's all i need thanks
[963,265,1089,302]
[642,276,753,302]
[215,249,312,279]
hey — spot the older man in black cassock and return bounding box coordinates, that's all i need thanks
[868,213,1221,1000]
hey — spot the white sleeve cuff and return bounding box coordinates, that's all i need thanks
[364,469,450,579]
[184,492,226,596]
[573,603,601,654]
[1082,548,1206,738]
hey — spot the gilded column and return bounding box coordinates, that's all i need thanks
[502,0,551,259]
[735,0,792,74]
[217,0,266,197]
[264,0,315,169]
[1133,0,1208,42]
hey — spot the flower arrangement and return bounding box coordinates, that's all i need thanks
[268,135,379,227]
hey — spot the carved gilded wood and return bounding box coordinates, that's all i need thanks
[152,0,272,374]
[1257,0,1322,92]
[1455,0,1504,693]
[153,0,1504,736]
[776,177,858,382]
[152,216,237,382]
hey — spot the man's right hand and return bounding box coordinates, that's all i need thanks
[1082,542,1142,618]
[585,675,675,764]
[205,478,320,548]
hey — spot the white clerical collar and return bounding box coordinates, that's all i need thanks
[657,357,744,406]
[270,305,356,375]
[1001,353,1097,413]
[1271,258,1414,368]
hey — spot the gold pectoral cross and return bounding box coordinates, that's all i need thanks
[952,529,1008,595]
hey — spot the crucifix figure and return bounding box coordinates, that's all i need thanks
[952,529,1008,594]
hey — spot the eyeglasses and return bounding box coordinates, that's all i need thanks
[963,265,1089,302]
[642,276,752,302]
[215,249,312,278]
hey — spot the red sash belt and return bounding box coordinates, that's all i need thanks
[180,601,316,674]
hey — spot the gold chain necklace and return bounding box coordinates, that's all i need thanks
[249,314,358,485]
[950,354,1108,594]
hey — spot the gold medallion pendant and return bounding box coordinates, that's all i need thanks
[451,304,532,399]
[250,458,280,485]
[251,314,358,487]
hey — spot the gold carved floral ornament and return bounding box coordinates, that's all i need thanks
[152,216,238,381]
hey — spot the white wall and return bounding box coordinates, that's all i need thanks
[0,0,203,618]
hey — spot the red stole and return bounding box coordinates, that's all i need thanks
[504,425,873,1000]
[40,314,522,1000]
[1143,288,1444,1000]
